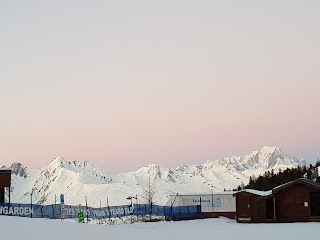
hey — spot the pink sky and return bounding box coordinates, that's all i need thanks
[0,1,319,173]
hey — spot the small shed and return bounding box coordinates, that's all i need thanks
[0,169,12,203]
[235,178,320,223]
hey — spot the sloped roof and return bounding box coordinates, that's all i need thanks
[272,178,320,193]
[235,189,272,197]
[235,178,320,197]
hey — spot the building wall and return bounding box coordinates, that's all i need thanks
[0,171,11,203]
[236,183,320,223]
[0,188,4,203]
[275,184,320,222]
[0,171,11,188]
[167,193,236,217]
[235,192,256,222]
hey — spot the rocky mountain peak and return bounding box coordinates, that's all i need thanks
[49,156,66,166]
[10,163,28,178]
[8,147,306,206]
[259,146,280,154]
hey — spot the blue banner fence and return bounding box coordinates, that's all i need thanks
[0,203,201,220]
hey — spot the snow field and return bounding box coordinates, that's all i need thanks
[0,215,319,240]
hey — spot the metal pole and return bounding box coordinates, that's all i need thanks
[100,199,102,225]
[86,196,88,223]
[211,188,214,217]
[107,197,110,225]
[31,191,33,218]
[136,194,138,222]
[54,194,56,220]
[170,193,178,221]
[200,197,202,218]
[130,197,133,224]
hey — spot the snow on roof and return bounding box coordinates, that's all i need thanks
[168,192,237,197]
[239,189,272,196]
[272,178,320,193]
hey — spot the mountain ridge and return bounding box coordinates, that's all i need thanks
[3,146,306,206]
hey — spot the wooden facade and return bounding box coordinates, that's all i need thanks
[235,178,320,223]
[0,170,11,203]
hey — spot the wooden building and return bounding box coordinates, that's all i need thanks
[0,169,11,203]
[235,178,320,223]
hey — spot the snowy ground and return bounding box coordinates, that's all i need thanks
[0,216,319,240]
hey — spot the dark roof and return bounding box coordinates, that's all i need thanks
[0,170,11,174]
[234,178,320,198]
[272,178,320,193]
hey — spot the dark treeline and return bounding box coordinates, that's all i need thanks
[235,160,320,191]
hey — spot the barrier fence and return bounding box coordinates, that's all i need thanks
[0,203,201,220]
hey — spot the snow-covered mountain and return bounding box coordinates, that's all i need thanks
[4,146,305,206]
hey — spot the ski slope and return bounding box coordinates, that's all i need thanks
[0,215,318,240]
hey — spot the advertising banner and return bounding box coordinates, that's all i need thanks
[0,203,201,219]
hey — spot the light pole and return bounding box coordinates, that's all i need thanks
[30,191,33,218]
[54,194,58,220]
[99,199,102,225]
[30,188,35,218]
[136,194,138,222]
[85,196,88,223]
[170,193,178,221]
[127,196,137,223]
[211,188,214,217]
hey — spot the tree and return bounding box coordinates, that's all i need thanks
[311,167,319,181]
[142,175,156,221]
[315,159,320,167]
[142,175,156,206]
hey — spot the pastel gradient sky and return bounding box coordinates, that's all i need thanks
[1,1,319,173]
